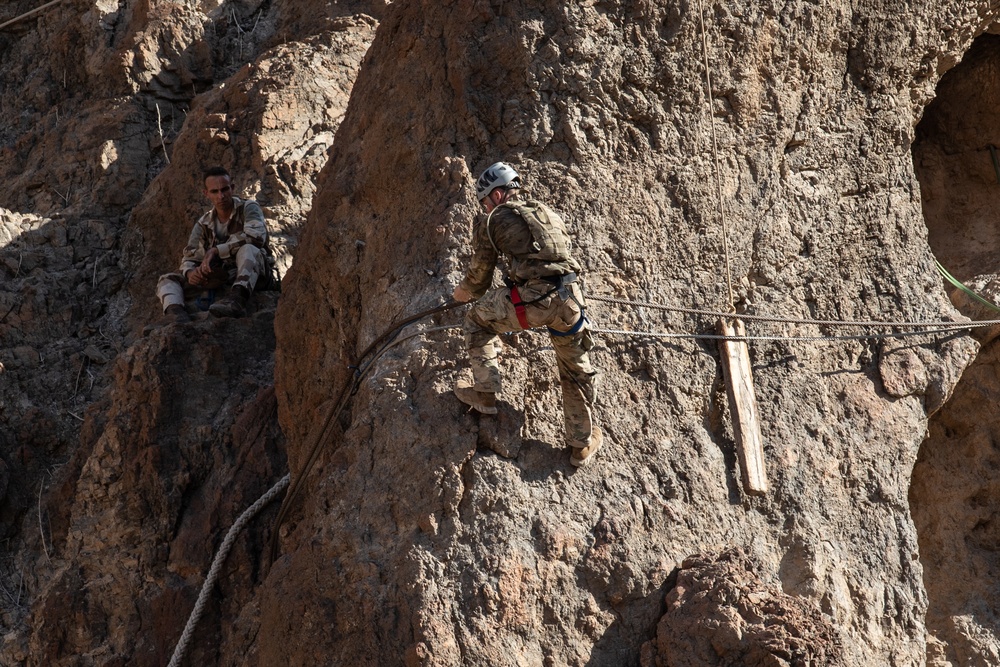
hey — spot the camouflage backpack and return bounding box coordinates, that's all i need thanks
[487,200,573,262]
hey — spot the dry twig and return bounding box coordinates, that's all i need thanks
[0,0,65,31]
[38,483,50,563]
[156,103,170,164]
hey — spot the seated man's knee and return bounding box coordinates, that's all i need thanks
[157,272,185,288]
[236,243,264,265]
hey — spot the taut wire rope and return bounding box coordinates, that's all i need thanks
[585,294,998,329]
[696,0,736,314]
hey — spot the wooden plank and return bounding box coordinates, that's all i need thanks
[718,318,768,495]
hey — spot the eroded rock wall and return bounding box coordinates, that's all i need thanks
[3,0,1000,666]
[265,1,989,665]
[912,30,1000,667]
[0,0,378,664]
[2,314,284,666]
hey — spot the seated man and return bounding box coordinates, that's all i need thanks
[156,166,269,322]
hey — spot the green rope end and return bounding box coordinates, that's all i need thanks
[936,259,1000,312]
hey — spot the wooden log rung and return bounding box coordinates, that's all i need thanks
[718,318,768,495]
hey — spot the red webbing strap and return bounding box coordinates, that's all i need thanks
[510,286,531,330]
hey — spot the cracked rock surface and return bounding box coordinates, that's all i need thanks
[2,1,1000,666]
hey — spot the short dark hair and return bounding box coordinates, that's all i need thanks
[203,166,230,183]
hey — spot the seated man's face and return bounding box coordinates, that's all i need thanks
[204,175,234,212]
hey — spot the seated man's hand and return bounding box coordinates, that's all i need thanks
[453,285,474,303]
[200,247,220,271]
[187,266,208,287]
[189,247,227,287]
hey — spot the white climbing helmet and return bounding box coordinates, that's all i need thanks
[476,162,521,200]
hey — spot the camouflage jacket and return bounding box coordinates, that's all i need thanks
[178,197,268,276]
[459,198,582,299]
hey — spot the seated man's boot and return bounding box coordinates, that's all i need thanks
[570,426,603,468]
[210,285,250,318]
[143,304,191,335]
[162,304,191,324]
[454,378,498,415]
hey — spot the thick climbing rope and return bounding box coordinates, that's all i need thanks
[167,306,461,666]
[696,0,736,314]
[167,474,290,667]
[267,301,464,564]
[0,0,64,30]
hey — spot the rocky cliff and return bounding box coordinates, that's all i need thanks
[2,1,1000,666]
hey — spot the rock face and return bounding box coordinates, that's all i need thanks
[0,0,378,664]
[3,0,1000,666]
[7,313,284,666]
[641,549,843,667]
[911,30,1000,667]
[266,1,984,665]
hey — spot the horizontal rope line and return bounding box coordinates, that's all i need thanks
[399,317,971,345]
[587,294,1000,329]
[591,325,973,343]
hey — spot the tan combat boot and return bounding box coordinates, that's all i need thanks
[210,285,250,318]
[454,378,498,415]
[143,304,191,335]
[163,304,191,324]
[570,426,603,467]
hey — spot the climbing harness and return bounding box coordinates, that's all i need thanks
[509,285,532,330]
[549,313,587,338]
[505,272,588,336]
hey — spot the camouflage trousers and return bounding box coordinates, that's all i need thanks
[156,243,265,312]
[464,279,598,448]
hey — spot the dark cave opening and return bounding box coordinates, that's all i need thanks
[911,32,1000,665]
[914,34,1000,281]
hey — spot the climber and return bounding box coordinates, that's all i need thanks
[154,166,270,323]
[452,161,602,467]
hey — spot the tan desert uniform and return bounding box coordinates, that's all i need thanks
[156,197,268,309]
[459,199,598,448]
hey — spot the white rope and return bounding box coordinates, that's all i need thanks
[167,474,290,667]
